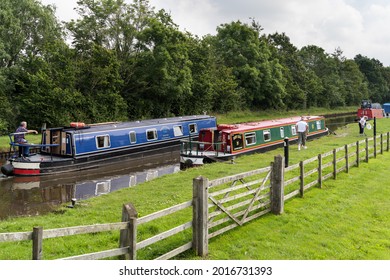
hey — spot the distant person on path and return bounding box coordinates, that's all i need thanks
[296,116,309,150]
[14,121,38,157]
[358,116,367,135]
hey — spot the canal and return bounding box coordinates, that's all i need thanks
[0,157,180,220]
[0,114,356,220]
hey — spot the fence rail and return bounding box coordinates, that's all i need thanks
[1,132,389,260]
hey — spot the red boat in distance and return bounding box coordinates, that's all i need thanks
[357,100,384,119]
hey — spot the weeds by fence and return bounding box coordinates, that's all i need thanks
[0,133,388,260]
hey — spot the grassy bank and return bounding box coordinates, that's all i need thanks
[213,107,356,124]
[2,107,390,259]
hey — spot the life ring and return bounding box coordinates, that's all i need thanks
[70,122,85,128]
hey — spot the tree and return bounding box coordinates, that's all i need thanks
[214,21,286,110]
[0,0,68,129]
[126,9,192,118]
[338,59,369,106]
[183,34,241,114]
[75,44,127,122]
[354,54,389,104]
[15,40,84,127]
[299,45,346,108]
[267,32,308,109]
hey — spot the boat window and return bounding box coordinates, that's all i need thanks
[129,131,137,144]
[291,125,297,135]
[263,130,271,142]
[316,121,322,130]
[146,129,158,141]
[280,127,285,138]
[245,132,256,146]
[96,135,110,148]
[173,125,183,136]
[189,123,197,134]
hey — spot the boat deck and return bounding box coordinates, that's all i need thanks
[13,153,70,163]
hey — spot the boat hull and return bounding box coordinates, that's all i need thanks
[357,108,384,119]
[7,141,181,176]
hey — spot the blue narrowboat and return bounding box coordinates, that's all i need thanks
[1,115,216,176]
[383,103,390,116]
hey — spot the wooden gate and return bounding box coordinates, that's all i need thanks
[206,166,273,238]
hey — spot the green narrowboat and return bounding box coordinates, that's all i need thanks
[180,115,328,168]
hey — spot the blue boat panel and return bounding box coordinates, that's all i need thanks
[72,116,217,156]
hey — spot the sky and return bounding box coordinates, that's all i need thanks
[40,0,390,66]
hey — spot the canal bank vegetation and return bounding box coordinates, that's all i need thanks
[2,0,390,134]
[1,114,390,259]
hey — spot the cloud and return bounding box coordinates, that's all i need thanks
[151,0,219,35]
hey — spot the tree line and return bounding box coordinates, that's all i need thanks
[1,0,390,132]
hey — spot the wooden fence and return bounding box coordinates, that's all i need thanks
[0,132,388,260]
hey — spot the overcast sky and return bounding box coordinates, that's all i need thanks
[40,0,390,66]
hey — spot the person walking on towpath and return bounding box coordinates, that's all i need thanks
[296,116,309,151]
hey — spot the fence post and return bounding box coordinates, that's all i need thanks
[299,161,304,197]
[193,176,209,257]
[333,149,337,180]
[365,138,369,162]
[32,226,43,260]
[387,132,389,152]
[271,155,284,214]
[380,134,383,155]
[345,144,349,173]
[119,203,138,260]
[374,134,377,158]
[318,154,322,189]
[284,137,289,167]
[356,141,360,167]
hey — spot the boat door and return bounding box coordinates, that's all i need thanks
[42,128,73,156]
[65,133,73,155]
[199,129,214,151]
[232,133,244,151]
[214,130,222,151]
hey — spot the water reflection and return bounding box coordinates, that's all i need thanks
[325,114,357,133]
[0,159,180,220]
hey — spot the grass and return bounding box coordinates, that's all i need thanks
[1,107,390,260]
[204,158,390,259]
[0,134,41,153]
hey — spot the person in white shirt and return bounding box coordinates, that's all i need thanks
[296,116,309,150]
[358,116,367,135]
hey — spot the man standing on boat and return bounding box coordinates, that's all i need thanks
[296,116,308,150]
[14,121,38,157]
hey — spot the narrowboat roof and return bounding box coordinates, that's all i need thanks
[216,115,324,133]
[49,115,215,133]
